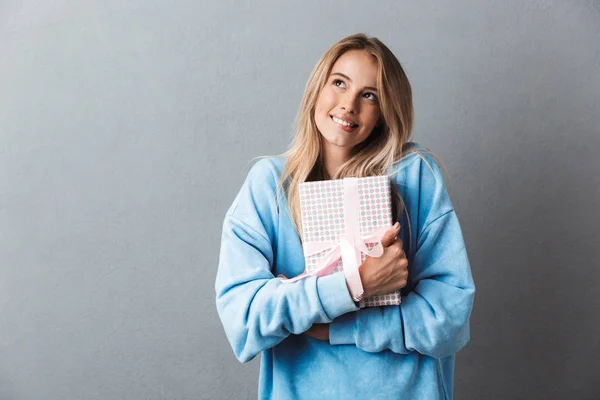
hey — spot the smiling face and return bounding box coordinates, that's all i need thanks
[314,49,381,157]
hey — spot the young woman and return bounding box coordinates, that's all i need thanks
[215,33,475,399]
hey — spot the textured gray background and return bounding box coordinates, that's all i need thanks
[1,0,599,399]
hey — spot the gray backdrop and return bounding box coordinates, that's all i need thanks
[1,0,599,399]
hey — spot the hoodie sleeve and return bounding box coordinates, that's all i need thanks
[215,159,359,363]
[328,155,475,359]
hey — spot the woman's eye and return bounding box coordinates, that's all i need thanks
[364,92,378,102]
[333,79,345,88]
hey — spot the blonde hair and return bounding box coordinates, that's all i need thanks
[252,33,447,253]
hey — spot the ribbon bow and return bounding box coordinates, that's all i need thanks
[282,225,390,284]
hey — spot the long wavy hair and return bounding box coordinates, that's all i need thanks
[255,33,445,253]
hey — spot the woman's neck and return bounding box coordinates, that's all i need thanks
[322,146,351,180]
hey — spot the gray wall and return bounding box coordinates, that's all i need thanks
[1,1,599,399]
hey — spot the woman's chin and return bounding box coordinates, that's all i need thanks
[322,135,354,149]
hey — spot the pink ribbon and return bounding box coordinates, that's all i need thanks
[281,177,391,303]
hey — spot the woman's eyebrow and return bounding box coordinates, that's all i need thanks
[331,72,378,92]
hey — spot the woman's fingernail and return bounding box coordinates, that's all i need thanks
[393,222,400,229]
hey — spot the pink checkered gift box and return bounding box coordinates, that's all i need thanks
[293,175,401,308]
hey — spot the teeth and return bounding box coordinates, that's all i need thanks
[332,117,356,128]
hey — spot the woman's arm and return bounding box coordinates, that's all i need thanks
[329,209,475,358]
[328,155,476,358]
[215,160,359,363]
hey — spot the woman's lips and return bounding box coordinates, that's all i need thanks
[330,115,358,132]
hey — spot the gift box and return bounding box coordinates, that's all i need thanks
[294,175,401,308]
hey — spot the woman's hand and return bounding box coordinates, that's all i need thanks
[304,323,330,341]
[276,272,305,280]
[276,224,407,343]
[358,223,408,299]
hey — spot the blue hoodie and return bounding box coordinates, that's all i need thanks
[215,144,475,399]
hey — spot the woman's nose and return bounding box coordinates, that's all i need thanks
[340,93,359,113]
